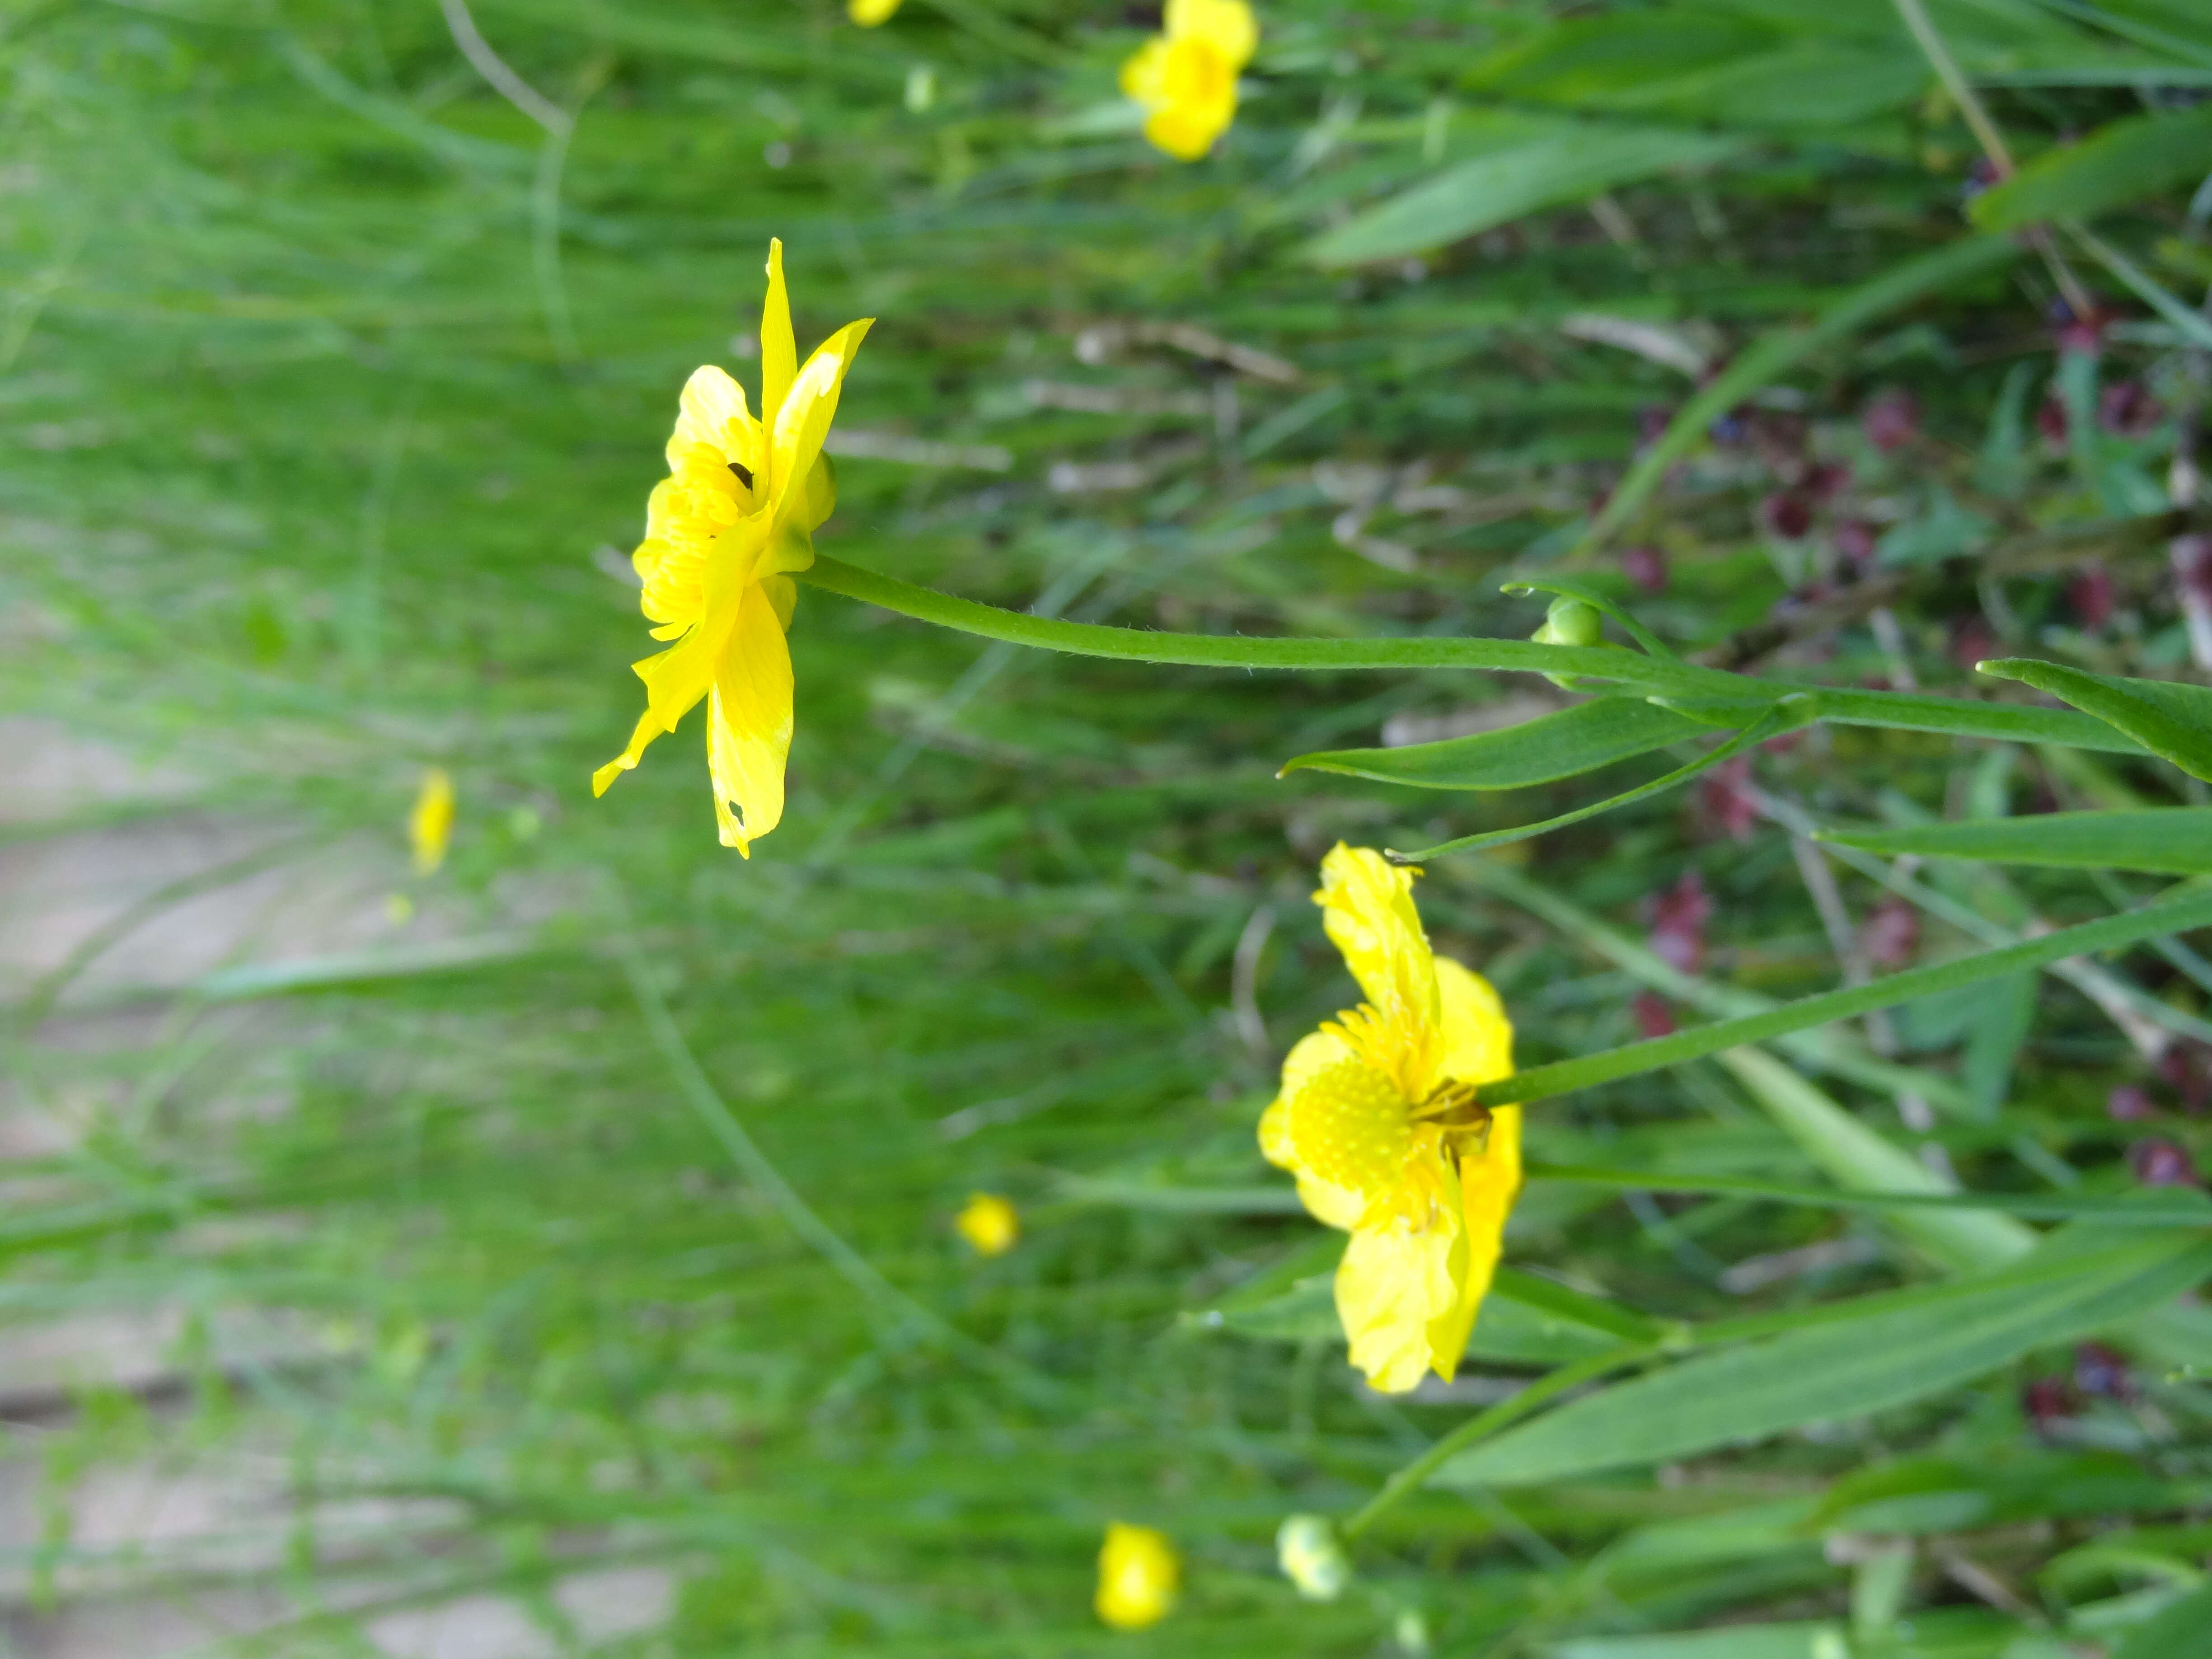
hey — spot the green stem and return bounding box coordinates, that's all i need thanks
[1394,702,1800,862]
[796,556,1739,696]
[1472,885,2212,1109]
[1340,1343,1656,1540]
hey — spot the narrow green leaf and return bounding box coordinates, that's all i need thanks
[1490,1265,1670,1344]
[2115,1580,2212,1659]
[1970,103,2212,231]
[1394,703,1803,861]
[1818,809,2212,874]
[1548,1625,1846,1659]
[1526,1160,2212,1228]
[1190,1270,1621,1363]
[2069,224,2212,353]
[1472,885,2212,1111]
[1715,1049,2035,1274]
[196,934,536,1001]
[1977,659,2212,781]
[1305,127,1743,266]
[1434,1233,2212,1488]
[1281,698,1711,791]
[1803,683,2151,755]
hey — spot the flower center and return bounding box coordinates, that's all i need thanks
[1285,1056,1415,1204]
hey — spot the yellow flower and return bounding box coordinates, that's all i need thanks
[848,0,901,24]
[1119,0,1257,162]
[954,1192,1018,1256]
[1258,844,1519,1394]
[1096,1521,1178,1630]
[591,241,872,855]
[409,768,454,874]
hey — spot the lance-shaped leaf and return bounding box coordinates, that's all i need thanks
[1433,1230,2212,1489]
[1969,103,2212,233]
[1818,809,2212,875]
[1280,698,1715,791]
[1977,659,2212,782]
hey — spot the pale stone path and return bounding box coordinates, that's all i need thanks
[0,719,671,1656]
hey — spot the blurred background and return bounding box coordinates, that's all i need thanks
[5,0,2211,1653]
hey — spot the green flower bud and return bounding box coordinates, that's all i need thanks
[1276,1514,1351,1602]
[1532,596,1604,649]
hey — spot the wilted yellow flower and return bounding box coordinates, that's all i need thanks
[409,768,454,874]
[592,241,872,855]
[954,1192,1018,1256]
[1120,0,1257,162]
[848,0,901,24]
[1259,844,1519,1393]
[1275,1513,1350,1602]
[1096,1522,1178,1630]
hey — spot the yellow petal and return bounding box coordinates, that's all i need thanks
[1336,1204,1465,1393]
[1143,100,1228,162]
[760,239,797,437]
[1445,1103,1522,1360]
[799,451,838,533]
[1096,1523,1178,1630]
[593,708,664,797]
[705,580,795,855]
[848,0,902,22]
[670,364,759,473]
[768,319,874,557]
[408,768,454,874]
[1167,0,1256,65]
[1434,955,1514,1087]
[1119,36,1172,103]
[593,630,715,796]
[1316,844,1439,1036]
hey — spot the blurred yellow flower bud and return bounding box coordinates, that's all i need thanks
[409,768,454,874]
[849,0,902,23]
[1275,1514,1350,1601]
[954,1192,1018,1256]
[1096,1521,1178,1629]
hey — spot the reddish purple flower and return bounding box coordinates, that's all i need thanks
[2175,537,2212,609]
[1621,544,1668,595]
[2052,299,2107,357]
[2068,562,2113,632]
[1861,897,1920,971]
[1646,870,1713,975]
[2156,1042,2212,1114]
[1949,615,1996,673]
[1802,461,1851,502]
[2035,398,2070,455]
[2128,1138,2200,1188]
[2098,380,2160,437]
[1861,389,1921,452]
[2073,1341,2137,1402]
[1632,991,1677,1038]
[1762,491,1814,539]
[2022,1375,2076,1434]
[1834,519,1879,572]
[1697,755,1757,844]
[2107,1084,2156,1123]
